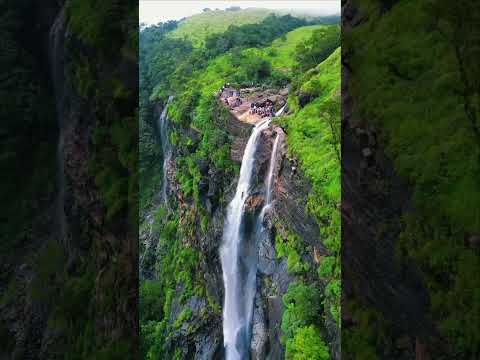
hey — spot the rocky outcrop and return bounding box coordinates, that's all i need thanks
[225,111,253,137]
[231,136,251,163]
[165,295,223,360]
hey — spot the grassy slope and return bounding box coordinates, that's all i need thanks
[287,47,341,206]
[169,8,271,46]
[182,23,332,89]
[169,24,327,118]
[278,46,341,325]
[264,25,327,70]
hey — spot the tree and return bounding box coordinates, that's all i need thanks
[282,282,322,338]
[295,25,340,72]
[246,56,271,81]
[286,325,330,360]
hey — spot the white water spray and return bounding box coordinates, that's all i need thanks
[275,104,286,117]
[221,119,270,359]
[159,96,173,202]
[49,6,68,249]
[264,134,280,208]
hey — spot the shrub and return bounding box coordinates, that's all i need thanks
[282,282,322,338]
[286,325,330,360]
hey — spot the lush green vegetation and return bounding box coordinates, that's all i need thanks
[286,325,330,360]
[66,0,139,227]
[274,42,341,357]
[43,1,138,357]
[139,21,193,212]
[203,14,307,58]
[264,25,336,70]
[140,14,319,216]
[140,8,340,358]
[344,0,480,358]
[169,8,272,46]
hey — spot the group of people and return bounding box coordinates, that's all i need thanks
[219,84,276,117]
[250,99,275,118]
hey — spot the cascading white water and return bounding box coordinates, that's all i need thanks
[264,134,280,208]
[49,7,68,249]
[159,96,173,202]
[275,104,286,117]
[221,119,270,360]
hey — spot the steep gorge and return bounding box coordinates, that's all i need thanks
[139,13,341,359]
[141,84,338,359]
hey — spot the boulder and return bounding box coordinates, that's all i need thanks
[245,195,264,213]
[279,87,289,96]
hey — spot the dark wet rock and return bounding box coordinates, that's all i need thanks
[257,224,277,276]
[273,156,325,253]
[165,295,223,360]
[298,92,313,108]
[199,178,209,193]
[231,137,249,163]
[251,295,268,360]
[266,295,284,360]
[197,158,210,175]
[225,111,252,137]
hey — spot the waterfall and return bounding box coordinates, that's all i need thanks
[49,6,68,249]
[274,104,286,117]
[159,95,173,202]
[264,134,280,208]
[221,119,270,360]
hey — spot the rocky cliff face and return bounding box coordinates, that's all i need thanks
[139,102,227,359]
[0,3,65,358]
[1,2,138,358]
[52,2,138,352]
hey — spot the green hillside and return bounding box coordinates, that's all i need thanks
[169,8,272,46]
[265,24,339,71]
[276,47,341,357]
